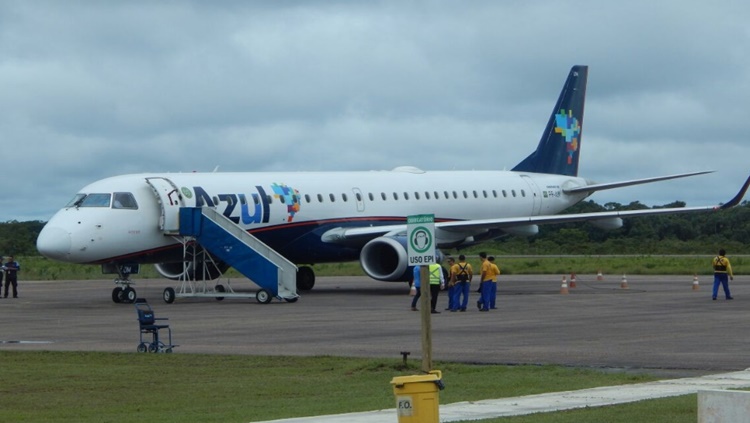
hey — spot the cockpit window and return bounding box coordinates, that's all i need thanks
[65,194,87,208]
[78,193,112,208]
[113,192,138,209]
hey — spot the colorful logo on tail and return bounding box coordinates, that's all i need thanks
[554,109,580,165]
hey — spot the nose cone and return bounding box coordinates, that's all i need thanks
[36,226,72,261]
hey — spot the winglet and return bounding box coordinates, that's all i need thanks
[720,174,750,209]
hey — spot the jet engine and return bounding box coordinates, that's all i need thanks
[590,218,624,230]
[360,236,444,282]
[360,236,409,281]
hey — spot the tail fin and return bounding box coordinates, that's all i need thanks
[512,65,588,176]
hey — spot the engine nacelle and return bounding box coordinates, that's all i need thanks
[154,259,229,281]
[360,236,445,282]
[589,218,624,230]
[360,236,410,281]
[504,224,539,237]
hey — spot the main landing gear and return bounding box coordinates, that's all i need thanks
[297,266,315,291]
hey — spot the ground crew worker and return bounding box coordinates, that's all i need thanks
[450,254,473,312]
[477,252,492,311]
[410,265,421,311]
[488,256,500,309]
[428,261,445,314]
[445,257,457,311]
[712,249,734,300]
[3,256,20,298]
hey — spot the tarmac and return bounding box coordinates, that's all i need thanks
[2,274,750,421]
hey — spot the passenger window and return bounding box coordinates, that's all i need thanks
[329,194,336,202]
[317,194,324,203]
[112,192,138,209]
[79,193,112,208]
[342,193,348,202]
[304,194,311,203]
[381,192,387,200]
[368,193,374,201]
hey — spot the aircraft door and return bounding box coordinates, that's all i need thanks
[145,177,184,234]
[352,188,365,212]
[520,175,542,215]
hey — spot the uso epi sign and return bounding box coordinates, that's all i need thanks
[407,214,435,265]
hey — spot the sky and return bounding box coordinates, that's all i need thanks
[1,1,749,222]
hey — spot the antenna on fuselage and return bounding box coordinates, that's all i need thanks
[212,166,220,172]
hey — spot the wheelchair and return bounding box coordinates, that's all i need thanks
[135,298,176,353]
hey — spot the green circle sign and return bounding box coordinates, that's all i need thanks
[410,226,433,253]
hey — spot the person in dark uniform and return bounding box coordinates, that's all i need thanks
[712,249,734,300]
[4,255,20,298]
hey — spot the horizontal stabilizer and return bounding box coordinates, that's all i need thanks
[564,171,714,195]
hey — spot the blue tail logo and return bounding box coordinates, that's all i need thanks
[554,109,581,165]
[512,65,588,177]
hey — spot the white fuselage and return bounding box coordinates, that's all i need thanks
[37,168,589,265]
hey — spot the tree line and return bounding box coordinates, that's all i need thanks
[1,200,748,257]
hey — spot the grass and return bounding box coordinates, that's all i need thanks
[467,395,697,423]
[17,254,744,281]
[0,351,691,423]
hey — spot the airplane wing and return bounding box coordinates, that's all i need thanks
[322,174,750,246]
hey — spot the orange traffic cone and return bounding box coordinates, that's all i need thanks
[692,274,700,291]
[560,276,569,295]
[620,274,629,289]
[569,272,577,288]
[596,270,604,281]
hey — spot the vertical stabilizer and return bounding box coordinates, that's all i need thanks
[512,65,588,176]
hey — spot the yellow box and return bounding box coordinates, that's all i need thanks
[390,370,442,423]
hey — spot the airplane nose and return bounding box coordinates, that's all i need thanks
[36,226,72,261]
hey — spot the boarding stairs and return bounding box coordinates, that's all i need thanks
[164,207,298,304]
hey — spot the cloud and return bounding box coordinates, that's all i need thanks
[1,0,749,221]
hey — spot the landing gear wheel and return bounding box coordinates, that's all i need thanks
[297,266,315,291]
[137,343,148,353]
[256,289,272,304]
[112,287,123,304]
[163,287,175,304]
[285,297,299,303]
[123,287,136,303]
[215,284,225,301]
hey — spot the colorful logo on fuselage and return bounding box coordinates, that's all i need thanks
[554,109,580,165]
[271,183,301,222]
[186,183,301,225]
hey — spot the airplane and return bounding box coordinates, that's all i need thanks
[36,65,750,303]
